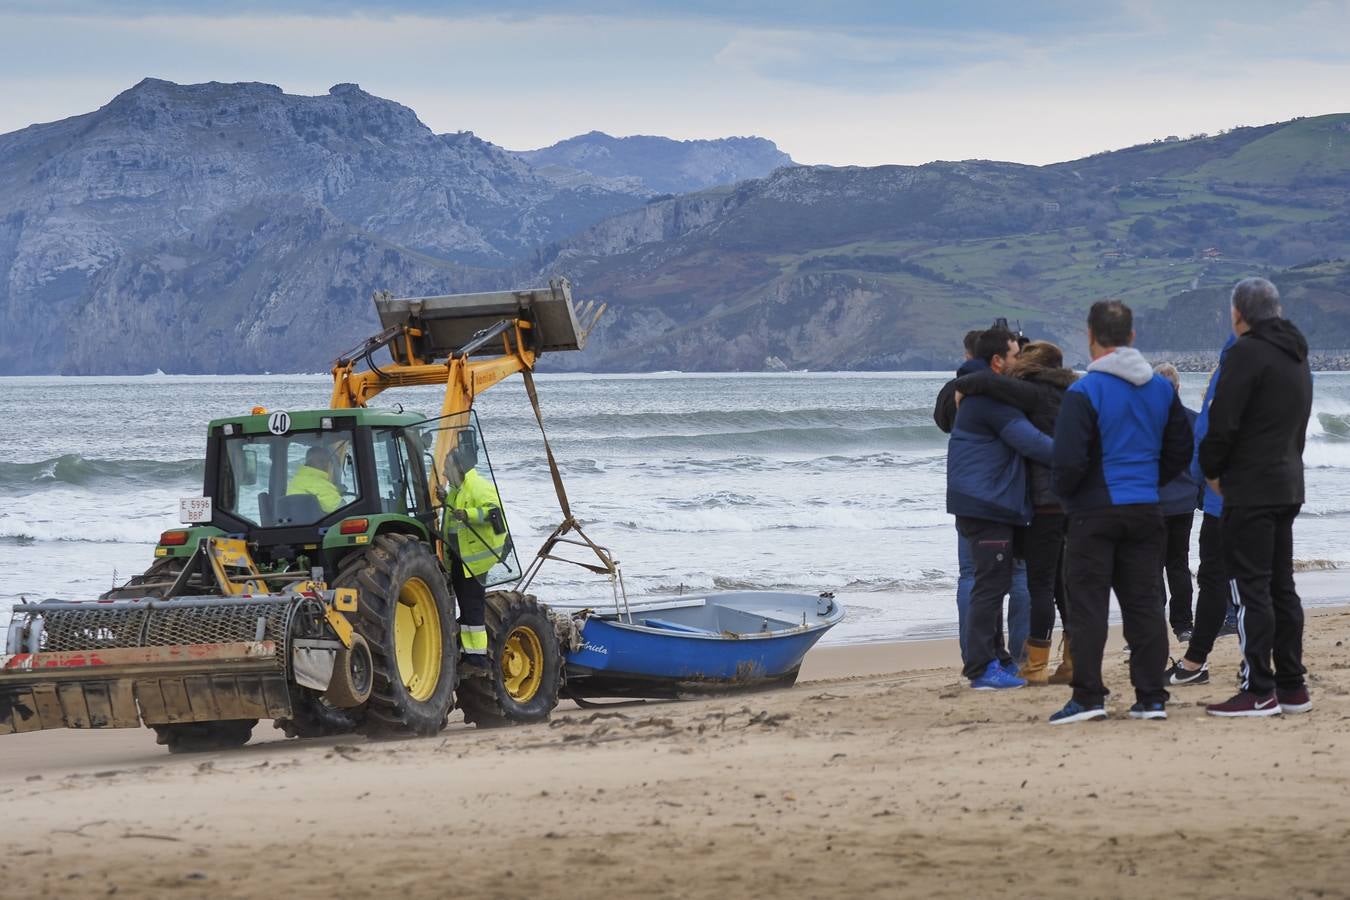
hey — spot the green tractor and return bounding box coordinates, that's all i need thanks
[1,282,602,751]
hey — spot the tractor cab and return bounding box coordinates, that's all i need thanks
[150,406,521,592]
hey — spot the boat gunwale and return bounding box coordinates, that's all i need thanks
[581,610,843,642]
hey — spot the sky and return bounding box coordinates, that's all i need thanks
[2,1,1350,166]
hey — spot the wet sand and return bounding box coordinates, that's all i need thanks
[3,608,1350,899]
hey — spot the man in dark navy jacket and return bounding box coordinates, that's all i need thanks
[936,329,1033,666]
[1049,301,1193,724]
[947,328,1054,690]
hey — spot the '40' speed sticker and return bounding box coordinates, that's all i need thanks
[267,411,291,435]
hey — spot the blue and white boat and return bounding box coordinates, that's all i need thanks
[563,591,843,698]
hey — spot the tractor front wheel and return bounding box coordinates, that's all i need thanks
[457,591,562,728]
[333,534,456,737]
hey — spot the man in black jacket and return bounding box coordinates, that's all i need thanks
[1199,277,1314,717]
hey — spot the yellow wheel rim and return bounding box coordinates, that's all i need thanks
[393,576,442,702]
[501,625,544,704]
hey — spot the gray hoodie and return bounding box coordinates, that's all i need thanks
[1086,347,1154,386]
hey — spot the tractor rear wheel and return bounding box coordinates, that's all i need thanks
[100,557,185,600]
[457,591,562,728]
[333,534,456,737]
[153,719,256,754]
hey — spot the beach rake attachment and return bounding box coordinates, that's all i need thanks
[0,585,360,735]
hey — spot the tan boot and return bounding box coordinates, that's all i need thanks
[1021,638,1052,685]
[1048,634,1073,685]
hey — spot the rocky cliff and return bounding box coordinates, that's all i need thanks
[0,79,654,373]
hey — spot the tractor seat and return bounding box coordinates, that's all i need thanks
[273,493,323,526]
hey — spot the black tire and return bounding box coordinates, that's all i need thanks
[332,534,456,737]
[153,719,256,754]
[457,591,563,728]
[273,692,361,739]
[100,557,185,600]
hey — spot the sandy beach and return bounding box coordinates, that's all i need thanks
[3,609,1350,899]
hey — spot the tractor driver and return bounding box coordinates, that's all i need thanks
[444,431,510,666]
[286,445,343,514]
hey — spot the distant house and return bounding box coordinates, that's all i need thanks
[1041,201,1061,213]
[1201,247,1223,259]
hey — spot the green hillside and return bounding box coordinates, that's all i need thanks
[1193,114,1350,184]
[547,115,1350,370]
[1137,258,1350,350]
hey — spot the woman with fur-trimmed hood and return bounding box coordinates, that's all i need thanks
[952,341,1078,684]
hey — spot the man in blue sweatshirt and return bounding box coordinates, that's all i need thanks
[1048,301,1193,723]
[947,328,1054,690]
[1153,363,1201,642]
[1166,335,1236,687]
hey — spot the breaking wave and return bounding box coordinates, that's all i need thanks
[0,455,202,491]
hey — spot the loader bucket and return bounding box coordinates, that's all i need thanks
[1,596,296,735]
[374,278,590,361]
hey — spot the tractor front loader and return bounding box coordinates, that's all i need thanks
[1,280,605,751]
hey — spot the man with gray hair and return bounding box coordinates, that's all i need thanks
[1199,277,1314,717]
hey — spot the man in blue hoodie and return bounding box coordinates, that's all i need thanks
[947,327,1054,690]
[1154,363,1201,643]
[1048,301,1193,723]
[1165,336,1236,687]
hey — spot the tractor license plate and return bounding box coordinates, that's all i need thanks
[180,497,212,523]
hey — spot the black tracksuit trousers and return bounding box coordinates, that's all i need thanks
[955,516,1015,680]
[1161,513,1195,632]
[1021,512,1067,642]
[1183,514,1228,666]
[1065,504,1169,707]
[1222,504,1306,695]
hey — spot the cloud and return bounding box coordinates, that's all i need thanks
[0,2,1347,167]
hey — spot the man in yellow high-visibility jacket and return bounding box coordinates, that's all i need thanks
[287,446,342,513]
[443,435,509,664]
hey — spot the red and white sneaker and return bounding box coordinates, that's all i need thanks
[1206,691,1281,717]
[1276,686,1312,714]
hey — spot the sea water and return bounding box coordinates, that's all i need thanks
[2,372,1348,644]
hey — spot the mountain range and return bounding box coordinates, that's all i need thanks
[2,78,1348,374]
[517,131,793,196]
[0,79,791,373]
[539,116,1350,370]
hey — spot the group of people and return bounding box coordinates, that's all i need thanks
[934,277,1315,723]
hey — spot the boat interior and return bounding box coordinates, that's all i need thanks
[595,592,837,637]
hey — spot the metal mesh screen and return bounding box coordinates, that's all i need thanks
[34,599,292,669]
[142,601,290,651]
[38,607,151,653]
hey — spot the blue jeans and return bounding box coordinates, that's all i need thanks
[957,528,1030,663]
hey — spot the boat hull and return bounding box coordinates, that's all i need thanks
[563,591,841,698]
